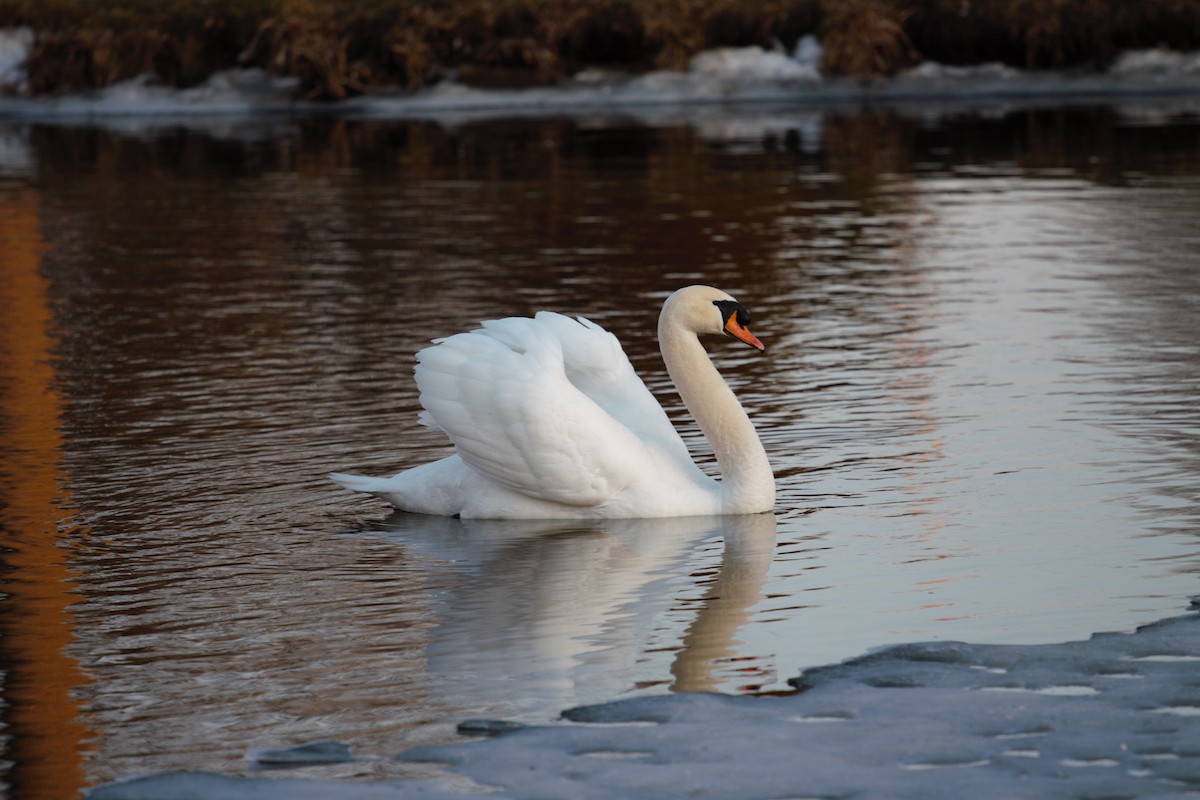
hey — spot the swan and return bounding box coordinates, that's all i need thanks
[330,285,774,519]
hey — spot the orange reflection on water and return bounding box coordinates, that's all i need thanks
[0,188,92,799]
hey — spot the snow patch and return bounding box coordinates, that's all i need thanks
[2,43,1199,123]
[981,684,1100,696]
[1151,705,1200,717]
[903,61,1020,81]
[86,611,1200,800]
[0,27,32,93]
[1111,47,1200,77]
[689,36,822,86]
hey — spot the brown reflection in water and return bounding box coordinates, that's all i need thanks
[0,188,92,799]
[13,107,1200,785]
[823,111,916,196]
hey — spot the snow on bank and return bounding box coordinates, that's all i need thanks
[1111,47,1200,78]
[2,29,1200,123]
[0,27,31,93]
[89,607,1200,800]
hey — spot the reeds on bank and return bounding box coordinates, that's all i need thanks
[3,0,1199,99]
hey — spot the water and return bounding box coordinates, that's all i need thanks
[0,103,1198,796]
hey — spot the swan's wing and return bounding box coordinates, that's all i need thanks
[526,312,690,459]
[414,314,682,507]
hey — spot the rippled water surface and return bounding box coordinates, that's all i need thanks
[1,103,1199,794]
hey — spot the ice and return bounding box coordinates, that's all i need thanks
[246,741,355,768]
[1111,47,1200,78]
[347,42,830,120]
[456,720,530,737]
[88,609,1200,799]
[0,68,301,120]
[902,60,1021,82]
[3,43,1199,124]
[88,772,467,800]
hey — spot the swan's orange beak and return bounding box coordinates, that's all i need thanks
[724,313,765,351]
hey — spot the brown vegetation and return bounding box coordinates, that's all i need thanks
[1,0,1198,100]
[819,1,916,78]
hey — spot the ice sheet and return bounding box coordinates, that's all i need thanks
[89,607,1200,799]
[2,32,1199,123]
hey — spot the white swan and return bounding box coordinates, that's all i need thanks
[330,285,774,519]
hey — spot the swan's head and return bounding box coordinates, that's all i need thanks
[663,285,765,351]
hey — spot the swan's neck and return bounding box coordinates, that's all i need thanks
[658,317,775,514]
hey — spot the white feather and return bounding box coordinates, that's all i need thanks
[330,286,774,519]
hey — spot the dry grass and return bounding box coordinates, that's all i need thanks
[820,0,916,78]
[2,0,1198,98]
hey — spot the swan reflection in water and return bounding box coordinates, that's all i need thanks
[364,512,777,717]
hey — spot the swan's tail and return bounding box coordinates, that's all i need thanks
[329,472,392,494]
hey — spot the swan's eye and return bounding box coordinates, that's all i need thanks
[713,300,751,329]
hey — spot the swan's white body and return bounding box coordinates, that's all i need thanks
[331,286,774,519]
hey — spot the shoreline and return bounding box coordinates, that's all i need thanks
[3,0,1200,102]
[2,43,1200,125]
[89,603,1200,799]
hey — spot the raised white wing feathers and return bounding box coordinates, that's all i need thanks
[414,312,688,507]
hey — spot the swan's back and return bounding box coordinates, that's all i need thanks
[413,312,690,508]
